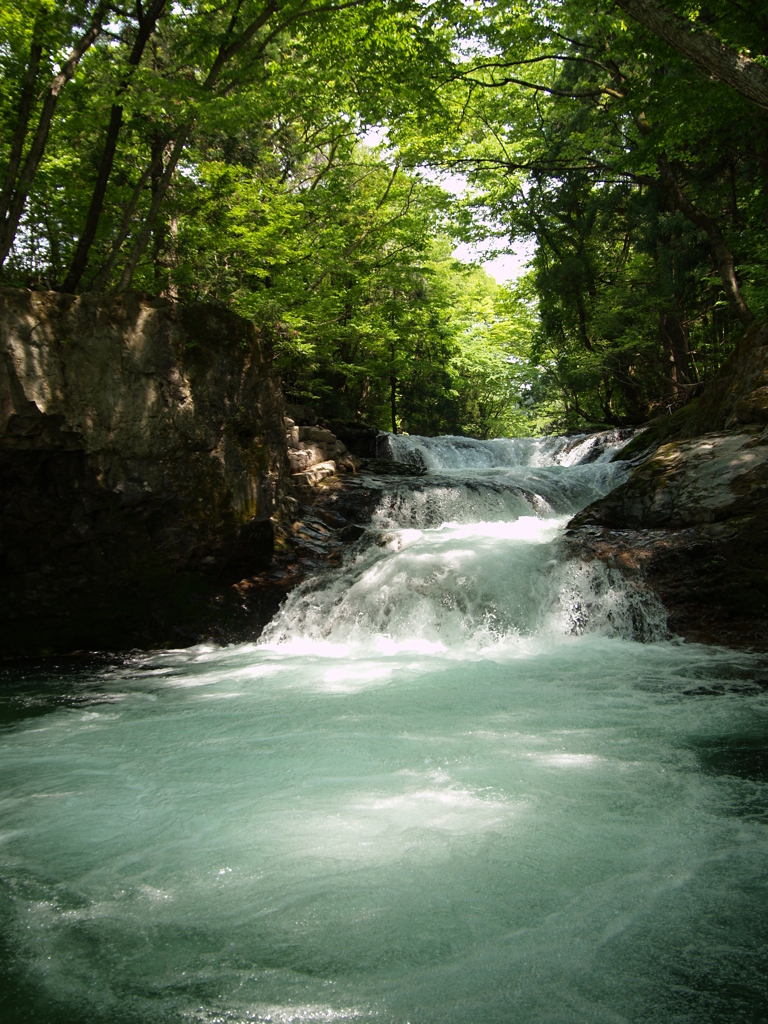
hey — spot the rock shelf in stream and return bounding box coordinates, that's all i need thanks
[566,321,768,650]
[567,428,768,648]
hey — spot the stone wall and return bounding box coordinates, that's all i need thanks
[0,288,287,654]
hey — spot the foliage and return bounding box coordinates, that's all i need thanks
[1,0,767,436]
[426,0,768,429]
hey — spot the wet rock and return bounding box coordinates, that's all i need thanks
[335,449,361,473]
[572,430,768,530]
[566,321,768,649]
[244,469,392,598]
[374,434,429,471]
[568,427,768,648]
[357,457,427,476]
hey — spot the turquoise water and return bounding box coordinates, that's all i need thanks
[1,435,766,1023]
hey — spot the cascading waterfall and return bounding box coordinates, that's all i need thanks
[1,432,766,1024]
[261,430,662,649]
[381,428,631,471]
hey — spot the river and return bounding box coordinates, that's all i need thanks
[1,433,767,1023]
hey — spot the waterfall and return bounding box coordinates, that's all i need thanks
[261,429,663,650]
[379,428,633,471]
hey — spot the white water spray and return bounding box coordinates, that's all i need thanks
[262,431,663,651]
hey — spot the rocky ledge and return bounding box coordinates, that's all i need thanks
[239,410,421,602]
[567,321,768,648]
[284,407,360,485]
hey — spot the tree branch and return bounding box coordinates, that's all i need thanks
[62,0,168,292]
[0,1,110,268]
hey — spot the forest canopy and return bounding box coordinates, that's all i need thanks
[1,0,766,435]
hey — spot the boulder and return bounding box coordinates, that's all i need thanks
[284,402,317,426]
[573,430,768,530]
[326,419,381,459]
[283,416,360,478]
[289,443,332,471]
[284,417,299,447]
[298,425,336,444]
[616,320,768,464]
[567,322,768,648]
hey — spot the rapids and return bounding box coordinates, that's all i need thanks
[1,432,767,1024]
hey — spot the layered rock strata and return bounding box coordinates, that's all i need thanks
[284,417,360,485]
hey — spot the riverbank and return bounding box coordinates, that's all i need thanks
[2,286,766,656]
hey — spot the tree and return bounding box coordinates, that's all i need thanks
[614,0,768,110]
[0,0,109,267]
[419,0,767,427]
[60,0,168,293]
[2,0,766,437]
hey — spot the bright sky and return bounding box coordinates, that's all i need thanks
[360,127,536,284]
[453,239,536,284]
[436,171,535,285]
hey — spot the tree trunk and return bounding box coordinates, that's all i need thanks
[60,104,124,292]
[88,143,169,291]
[756,148,768,230]
[0,29,43,223]
[61,0,166,293]
[660,311,691,396]
[150,133,168,290]
[615,0,768,110]
[657,154,754,326]
[115,129,189,293]
[576,293,593,351]
[162,214,180,298]
[109,0,292,292]
[0,2,108,268]
[108,0,356,292]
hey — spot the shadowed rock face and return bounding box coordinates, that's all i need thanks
[0,288,287,655]
[568,427,768,648]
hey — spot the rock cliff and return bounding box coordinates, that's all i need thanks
[0,288,287,655]
[567,321,768,648]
